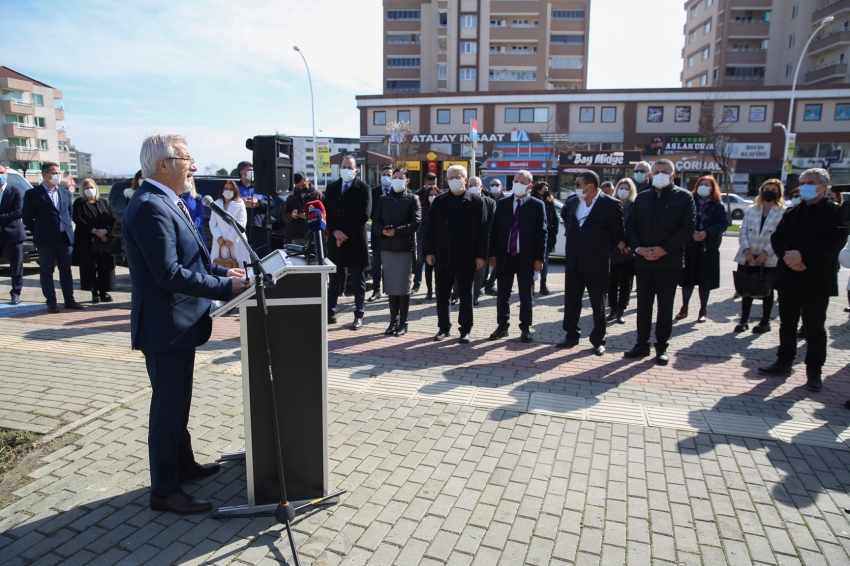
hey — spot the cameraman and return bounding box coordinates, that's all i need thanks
[281,172,324,246]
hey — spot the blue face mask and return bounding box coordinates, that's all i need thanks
[634,172,646,183]
[0,174,6,186]
[799,184,820,202]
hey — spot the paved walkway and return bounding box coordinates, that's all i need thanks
[1,237,850,565]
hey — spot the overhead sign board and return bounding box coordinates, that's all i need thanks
[559,150,642,168]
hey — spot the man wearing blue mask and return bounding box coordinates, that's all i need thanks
[758,168,848,392]
[633,161,652,193]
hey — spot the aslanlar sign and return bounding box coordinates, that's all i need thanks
[559,150,642,168]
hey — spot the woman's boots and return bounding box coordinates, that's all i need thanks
[385,295,399,335]
[395,295,410,336]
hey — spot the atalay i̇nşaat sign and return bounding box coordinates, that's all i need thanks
[410,134,508,143]
[559,150,642,168]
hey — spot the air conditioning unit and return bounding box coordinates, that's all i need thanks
[492,151,502,158]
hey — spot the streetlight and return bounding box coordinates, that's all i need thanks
[778,15,834,184]
[293,46,318,188]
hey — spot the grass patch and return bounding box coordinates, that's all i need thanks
[726,224,741,233]
[0,429,39,477]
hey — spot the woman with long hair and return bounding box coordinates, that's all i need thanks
[530,181,558,295]
[209,180,250,269]
[608,178,637,324]
[676,175,729,322]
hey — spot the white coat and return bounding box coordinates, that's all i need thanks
[839,237,850,291]
[209,198,249,269]
[734,203,785,268]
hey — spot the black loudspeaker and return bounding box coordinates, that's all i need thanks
[249,135,293,195]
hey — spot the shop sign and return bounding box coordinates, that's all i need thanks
[402,161,420,171]
[645,153,728,172]
[317,141,331,174]
[485,159,552,170]
[442,160,468,171]
[728,143,771,159]
[411,133,507,143]
[663,136,715,153]
[559,150,642,167]
[426,152,438,161]
[732,173,749,183]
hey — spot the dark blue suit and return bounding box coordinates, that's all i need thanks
[22,184,76,305]
[122,180,232,498]
[0,183,26,299]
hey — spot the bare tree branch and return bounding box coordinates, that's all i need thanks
[385,121,413,171]
[698,93,738,218]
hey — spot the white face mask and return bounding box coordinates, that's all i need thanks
[245,170,254,182]
[340,169,356,183]
[391,178,406,193]
[652,173,671,189]
[381,175,392,187]
[617,189,630,200]
[791,196,802,206]
[428,195,436,203]
[512,183,528,197]
[468,185,480,194]
[50,174,61,186]
[124,188,135,199]
[84,188,97,199]
[574,189,586,199]
[448,178,465,194]
[223,190,234,200]
[697,185,712,198]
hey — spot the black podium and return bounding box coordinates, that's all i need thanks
[210,250,336,516]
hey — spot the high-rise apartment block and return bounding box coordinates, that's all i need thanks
[681,0,850,88]
[383,0,591,94]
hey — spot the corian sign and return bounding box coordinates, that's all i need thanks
[728,143,771,160]
[410,133,507,143]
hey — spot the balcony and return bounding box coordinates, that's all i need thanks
[727,21,770,38]
[804,61,849,83]
[6,147,41,161]
[730,0,773,7]
[4,123,37,138]
[809,28,850,55]
[55,108,65,120]
[813,0,850,24]
[725,49,768,65]
[57,129,68,142]
[1,99,35,115]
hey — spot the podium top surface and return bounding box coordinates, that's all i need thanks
[210,250,335,318]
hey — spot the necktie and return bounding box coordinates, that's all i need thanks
[176,199,193,223]
[342,183,349,194]
[509,200,521,256]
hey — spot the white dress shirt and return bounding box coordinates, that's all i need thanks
[575,190,600,228]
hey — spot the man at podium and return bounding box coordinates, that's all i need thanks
[123,133,252,515]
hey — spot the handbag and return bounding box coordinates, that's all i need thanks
[733,264,773,299]
[213,246,239,269]
[91,235,122,255]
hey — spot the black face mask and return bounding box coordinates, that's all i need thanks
[761,191,777,203]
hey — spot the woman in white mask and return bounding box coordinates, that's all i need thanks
[676,175,729,323]
[125,170,144,200]
[209,180,249,271]
[72,178,117,303]
[372,170,422,336]
[607,178,637,324]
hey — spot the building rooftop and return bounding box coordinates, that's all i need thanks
[0,66,54,88]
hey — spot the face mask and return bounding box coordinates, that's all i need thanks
[697,185,712,198]
[245,170,254,182]
[84,188,97,199]
[512,183,528,197]
[634,172,647,183]
[799,184,819,201]
[652,173,671,189]
[391,178,406,193]
[124,188,135,199]
[468,185,480,195]
[574,189,586,199]
[223,190,234,200]
[0,174,6,185]
[761,191,777,203]
[340,169,356,183]
[617,189,630,200]
[791,196,801,206]
[428,195,436,203]
[381,175,392,187]
[448,179,464,194]
[50,174,61,185]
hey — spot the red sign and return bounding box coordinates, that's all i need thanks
[485,160,551,169]
[427,161,437,174]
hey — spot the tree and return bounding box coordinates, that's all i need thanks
[8,160,29,174]
[203,164,219,175]
[384,120,413,171]
[216,167,228,176]
[230,167,239,176]
[698,98,737,219]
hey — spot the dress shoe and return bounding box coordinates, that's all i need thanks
[366,292,381,303]
[697,308,707,323]
[473,298,480,306]
[47,304,60,313]
[845,306,850,313]
[178,462,220,484]
[520,330,533,343]
[328,315,338,324]
[64,301,84,310]
[758,363,793,377]
[674,307,688,320]
[616,312,626,325]
[489,324,510,340]
[752,322,771,333]
[540,282,550,296]
[394,323,408,337]
[150,491,212,515]
[385,319,399,335]
[484,287,497,297]
[592,345,606,356]
[805,374,823,392]
[556,336,580,348]
[91,292,100,304]
[100,292,113,303]
[606,309,618,322]
[412,284,420,294]
[10,295,21,305]
[434,329,450,341]
[458,333,471,344]
[655,351,669,366]
[734,323,749,333]
[623,344,651,358]
[351,317,363,330]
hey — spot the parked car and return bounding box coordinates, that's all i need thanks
[722,193,753,220]
[0,168,38,266]
[549,198,567,259]
[108,176,288,265]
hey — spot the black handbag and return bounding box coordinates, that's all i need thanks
[733,265,773,299]
[91,235,122,255]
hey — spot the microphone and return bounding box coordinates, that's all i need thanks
[202,195,245,233]
[305,200,326,264]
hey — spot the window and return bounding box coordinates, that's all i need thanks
[1,89,23,101]
[579,107,595,122]
[647,107,663,122]
[534,108,548,122]
[788,35,795,48]
[700,75,707,86]
[601,107,616,122]
[463,109,477,123]
[460,68,477,80]
[706,0,713,6]
[489,69,537,81]
[397,110,410,122]
[702,48,709,60]
[32,94,43,106]
[33,117,45,128]
[803,104,822,121]
[835,103,850,120]
[386,80,420,92]
[387,10,420,21]
[722,105,739,122]
[439,12,447,27]
[704,20,711,34]
[687,80,694,88]
[549,57,583,69]
[491,19,506,28]
[791,5,799,19]
[785,64,793,77]
[437,109,451,124]
[373,111,385,125]
[691,6,697,19]
[689,32,696,43]
[438,64,447,81]
[387,58,420,68]
[713,69,719,81]
[748,105,766,122]
[388,33,421,44]
[675,106,691,122]
[550,34,584,45]
[511,45,535,54]
[490,45,505,54]
[461,41,477,54]
[688,56,694,68]
[461,15,477,27]
[551,10,585,20]
[504,107,548,123]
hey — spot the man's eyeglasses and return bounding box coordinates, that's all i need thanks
[167,157,195,166]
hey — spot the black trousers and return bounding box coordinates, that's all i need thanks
[143,347,197,498]
[246,226,269,257]
[777,291,829,374]
[564,269,608,346]
[496,255,534,330]
[0,240,24,298]
[635,268,680,350]
[607,260,635,313]
[436,268,474,333]
[37,233,75,306]
[370,246,382,293]
[329,267,366,319]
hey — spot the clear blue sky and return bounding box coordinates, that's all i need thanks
[3,0,685,175]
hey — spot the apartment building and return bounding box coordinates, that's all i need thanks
[681,0,850,88]
[383,0,590,94]
[74,147,93,179]
[0,66,67,183]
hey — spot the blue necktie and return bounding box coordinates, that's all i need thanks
[342,183,349,194]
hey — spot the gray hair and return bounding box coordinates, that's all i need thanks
[140,133,186,177]
[801,167,830,185]
[514,169,533,183]
[468,176,481,186]
[634,160,651,171]
[447,164,467,178]
[341,155,358,167]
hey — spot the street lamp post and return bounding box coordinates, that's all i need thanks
[293,46,318,188]
[779,16,834,184]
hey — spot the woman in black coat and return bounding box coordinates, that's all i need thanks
[372,170,422,336]
[72,178,117,303]
[677,175,729,322]
[608,178,637,324]
[530,182,558,295]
